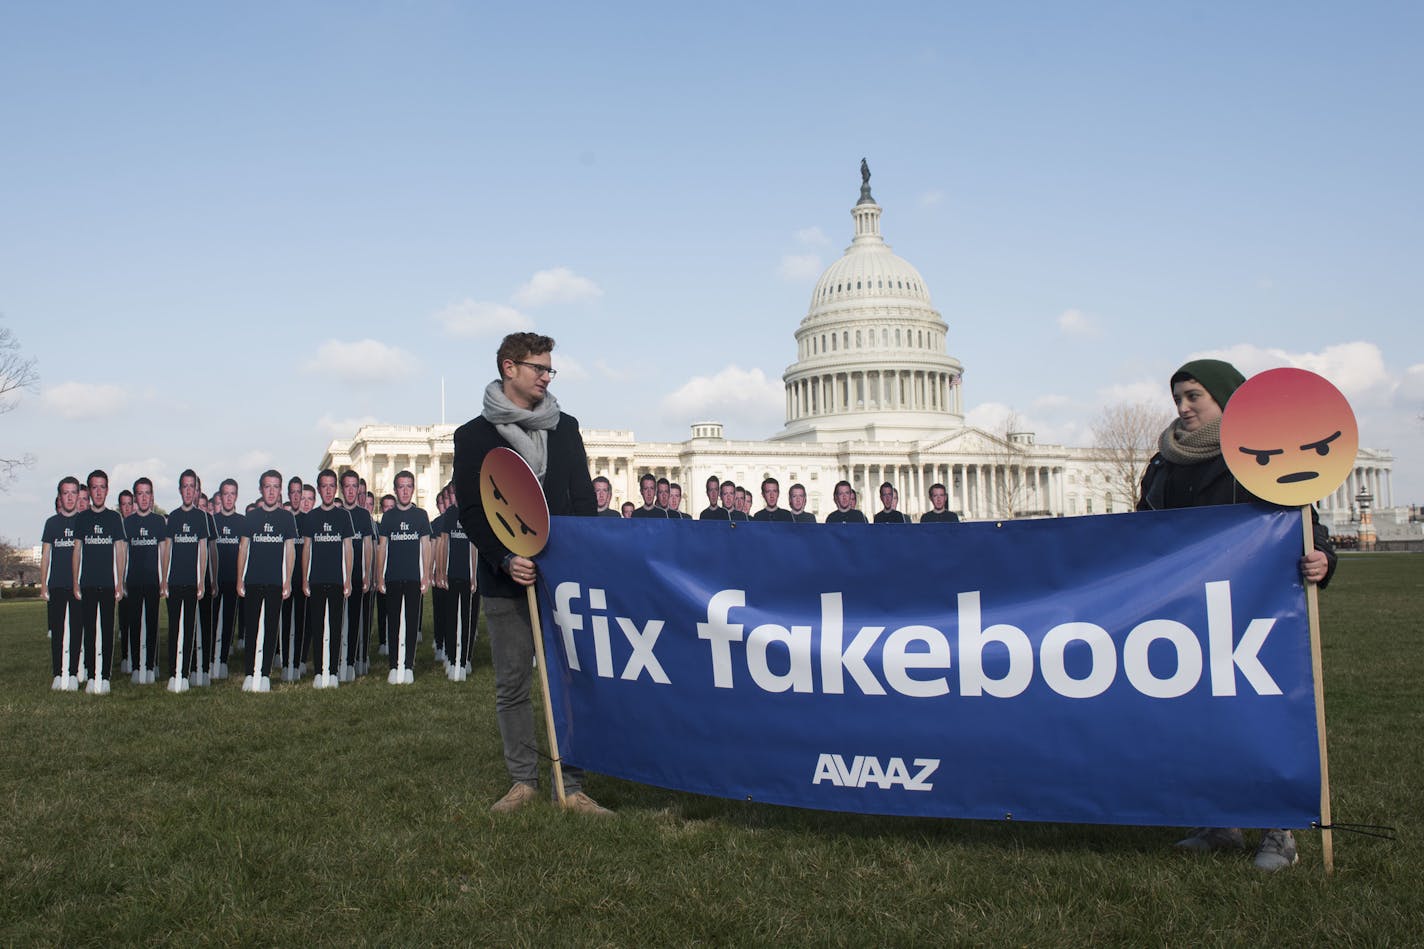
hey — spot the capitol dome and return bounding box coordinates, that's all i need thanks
[775,169,965,444]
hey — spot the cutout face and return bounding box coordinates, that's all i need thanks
[1220,367,1358,506]
[479,447,550,557]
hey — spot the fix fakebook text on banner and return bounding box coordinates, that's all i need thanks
[534,505,1321,829]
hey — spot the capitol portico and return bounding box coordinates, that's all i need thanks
[321,169,1399,534]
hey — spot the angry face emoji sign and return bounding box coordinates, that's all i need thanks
[479,447,550,558]
[1220,367,1359,506]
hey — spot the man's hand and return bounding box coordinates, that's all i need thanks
[507,555,537,587]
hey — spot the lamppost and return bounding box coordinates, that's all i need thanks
[1356,487,1376,552]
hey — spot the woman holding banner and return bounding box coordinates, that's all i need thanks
[1137,358,1335,871]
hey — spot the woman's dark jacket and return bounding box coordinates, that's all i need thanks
[1138,452,1337,588]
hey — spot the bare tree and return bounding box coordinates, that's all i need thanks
[987,409,1032,518]
[1092,401,1172,511]
[1,321,39,485]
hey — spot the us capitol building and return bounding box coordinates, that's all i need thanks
[322,170,1398,531]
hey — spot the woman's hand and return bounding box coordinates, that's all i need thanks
[1300,550,1329,585]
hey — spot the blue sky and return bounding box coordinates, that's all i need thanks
[3,1,1420,543]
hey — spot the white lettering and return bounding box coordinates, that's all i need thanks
[818,592,885,695]
[617,617,669,683]
[1123,619,1202,698]
[589,588,612,678]
[1040,622,1116,698]
[812,753,939,791]
[697,590,745,689]
[1207,580,1281,696]
[882,625,951,697]
[956,591,1033,698]
[551,580,1283,702]
[747,622,813,693]
[910,758,940,790]
[552,582,583,672]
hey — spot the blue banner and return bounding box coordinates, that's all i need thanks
[533,504,1321,828]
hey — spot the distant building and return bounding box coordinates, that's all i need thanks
[322,174,1397,531]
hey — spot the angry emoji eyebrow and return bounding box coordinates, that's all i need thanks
[1238,446,1285,466]
[1300,430,1342,455]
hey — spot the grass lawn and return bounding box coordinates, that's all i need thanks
[2,554,1420,946]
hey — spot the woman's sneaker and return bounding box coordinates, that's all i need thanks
[1253,829,1298,871]
[1174,827,1245,851]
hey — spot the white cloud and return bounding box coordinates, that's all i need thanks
[1192,341,1390,402]
[964,401,1018,434]
[511,267,603,308]
[795,226,830,246]
[1397,363,1424,406]
[110,458,173,499]
[302,339,418,384]
[553,353,590,382]
[966,401,1087,447]
[316,414,379,438]
[779,254,823,281]
[434,299,532,338]
[918,189,946,208]
[238,450,274,470]
[1097,380,1164,407]
[594,359,628,382]
[661,365,784,435]
[41,381,129,419]
[1057,308,1100,337]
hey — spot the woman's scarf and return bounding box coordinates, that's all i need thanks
[1157,417,1222,466]
[482,380,560,483]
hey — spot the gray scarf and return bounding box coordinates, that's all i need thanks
[1158,417,1222,465]
[483,379,561,483]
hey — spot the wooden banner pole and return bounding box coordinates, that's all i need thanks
[527,582,567,806]
[1302,506,1334,874]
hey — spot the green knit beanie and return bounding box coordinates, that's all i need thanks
[1170,359,1246,410]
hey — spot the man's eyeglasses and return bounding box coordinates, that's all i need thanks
[513,361,557,378]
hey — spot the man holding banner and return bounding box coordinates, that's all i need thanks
[453,331,610,817]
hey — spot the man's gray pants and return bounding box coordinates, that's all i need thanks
[484,594,584,796]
